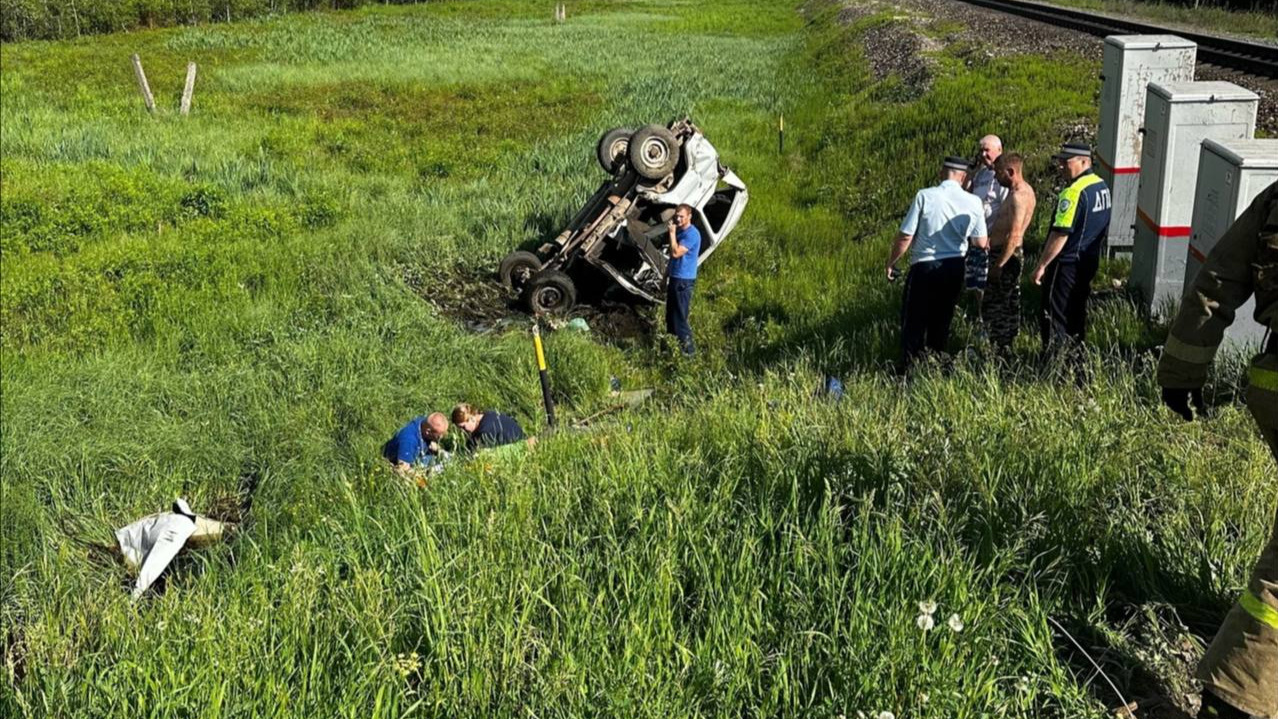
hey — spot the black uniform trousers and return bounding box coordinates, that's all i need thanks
[1039,252,1100,352]
[900,256,965,367]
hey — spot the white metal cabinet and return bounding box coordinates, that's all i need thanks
[1130,81,1257,315]
[1096,35,1196,252]
[1184,138,1278,350]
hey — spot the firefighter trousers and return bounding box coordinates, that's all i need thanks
[1199,352,1278,718]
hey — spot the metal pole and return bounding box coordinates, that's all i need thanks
[778,113,784,155]
[532,323,556,428]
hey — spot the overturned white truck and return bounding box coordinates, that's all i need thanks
[499,118,749,314]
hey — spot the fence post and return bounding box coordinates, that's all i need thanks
[180,62,197,115]
[131,54,156,115]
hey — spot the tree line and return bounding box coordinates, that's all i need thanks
[0,0,434,42]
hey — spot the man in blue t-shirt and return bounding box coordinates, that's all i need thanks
[382,412,449,473]
[665,203,701,355]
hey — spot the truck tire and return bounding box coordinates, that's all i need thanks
[596,127,635,174]
[522,270,577,315]
[499,250,542,292]
[629,124,679,180]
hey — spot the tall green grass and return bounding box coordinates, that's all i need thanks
[2,1,1273,717]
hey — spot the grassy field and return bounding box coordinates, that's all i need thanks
[2,1,1274,717]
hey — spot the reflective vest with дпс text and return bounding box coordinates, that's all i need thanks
[1050,170,1111,262]
[1157,181,1278,392]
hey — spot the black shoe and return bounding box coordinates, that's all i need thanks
[1199,690,1249,719]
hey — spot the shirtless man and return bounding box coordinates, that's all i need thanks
[981,153,1036,351]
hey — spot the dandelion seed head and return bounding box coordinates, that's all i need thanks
[947,613,964,632]
[916,613,935,631]
[918,599,938,615]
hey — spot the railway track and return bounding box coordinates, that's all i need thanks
[956,0,1278,78]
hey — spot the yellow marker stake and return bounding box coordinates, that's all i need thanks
[531,323,556,427]
[534,328,548,371]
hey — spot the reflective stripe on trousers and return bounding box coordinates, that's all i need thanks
[1198,354,1278,717]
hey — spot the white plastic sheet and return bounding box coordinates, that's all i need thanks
[115,499,227,599]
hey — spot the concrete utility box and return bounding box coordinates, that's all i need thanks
[1096,35,1197,252]
[1184,138,1278,350]
[1130,81,1257,316]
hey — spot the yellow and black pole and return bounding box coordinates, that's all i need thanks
[778,113,785,155]
[531,322,556,428]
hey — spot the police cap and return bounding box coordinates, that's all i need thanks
[1054,142,1092,161]
[942,156,969,171]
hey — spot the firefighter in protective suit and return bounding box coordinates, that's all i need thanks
[1157,180,1278,719]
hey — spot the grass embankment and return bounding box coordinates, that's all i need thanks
[2,1,1274,717]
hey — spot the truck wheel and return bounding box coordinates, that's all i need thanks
[499,250,542,292]
[596,127,635,174]
[629,124,679,180]
[522,270,577,315]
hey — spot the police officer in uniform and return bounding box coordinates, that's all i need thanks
[886,156,989,369]
[1158,181,1278,719]
[1031,142,1112,353]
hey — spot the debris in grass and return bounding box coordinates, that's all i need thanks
[115,498,232,599]
[819,375,845,401]
[402,264,652,342]
[572,389,655,428]
[563,317,591,333]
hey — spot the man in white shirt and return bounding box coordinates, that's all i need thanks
[965,134,1009,222]
[886,156,990,369]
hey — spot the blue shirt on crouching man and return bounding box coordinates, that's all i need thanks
[382,416,439,468]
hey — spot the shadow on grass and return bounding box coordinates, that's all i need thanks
[722,291,899,377]
[696,434,1232,715]
[1052,615,1198,719]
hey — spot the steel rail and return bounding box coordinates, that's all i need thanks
[956,0,1278,78]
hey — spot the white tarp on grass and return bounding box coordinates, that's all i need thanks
[115,498,229,599]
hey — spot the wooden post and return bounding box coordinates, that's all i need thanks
[180,62,197,115]
[131,54,156,115]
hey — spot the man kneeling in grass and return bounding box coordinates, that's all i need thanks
[383,412,450,473]
[451,403,533,454]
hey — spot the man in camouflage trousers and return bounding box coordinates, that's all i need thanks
[982,153,1036,352]
[1158,180,1278,719]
